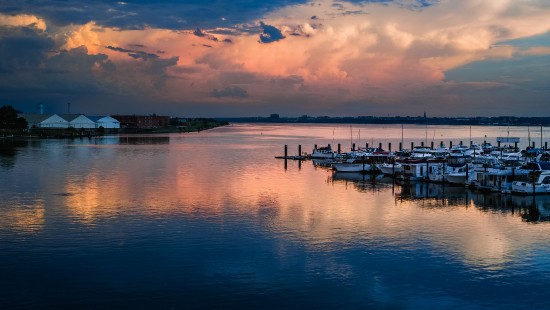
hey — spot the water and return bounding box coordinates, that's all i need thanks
[1,124,550,309]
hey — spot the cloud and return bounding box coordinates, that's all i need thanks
[0,26,54,73]
[212,86,249,98]
[0,13,47,31]
[258,22,285,43]
[1,0,550,117]
[105,45,160,60]
[519,47,550,56]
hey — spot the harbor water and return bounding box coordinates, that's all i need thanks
[1,123,550,309]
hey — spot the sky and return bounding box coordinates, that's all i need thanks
[0,0,549,117]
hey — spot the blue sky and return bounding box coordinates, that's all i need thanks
[0,0,549,117]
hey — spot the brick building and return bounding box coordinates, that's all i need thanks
[112,114,170,129]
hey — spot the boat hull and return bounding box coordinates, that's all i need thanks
[332,163,374,173]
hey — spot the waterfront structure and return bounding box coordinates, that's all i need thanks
[113,114,170,129]
[88,116,121,129]
[21,114,69,128]
[60,114,96,129]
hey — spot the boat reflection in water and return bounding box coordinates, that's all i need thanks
[330,172,395,193]
[470,192,550,222]
[331,171,550,223]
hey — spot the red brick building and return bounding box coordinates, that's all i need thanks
[112,115,170,129]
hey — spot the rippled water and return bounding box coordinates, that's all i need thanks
[1,124,550,309]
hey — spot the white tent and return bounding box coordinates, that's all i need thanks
[60,114,96,129]
[21,114,69,128]
[92,116,121,129]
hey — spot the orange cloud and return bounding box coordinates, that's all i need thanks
[0,13,47,31]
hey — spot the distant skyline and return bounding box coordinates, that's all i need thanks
[1,0,549,117]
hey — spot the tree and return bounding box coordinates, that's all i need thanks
[0,105,19,129]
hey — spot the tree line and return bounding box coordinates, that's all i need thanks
[0,105,28,129]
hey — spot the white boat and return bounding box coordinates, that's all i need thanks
[310,145,336,159]
[400,158,445,182]
[332,158,375,173]
[377,162,402,175]
[511,163,550,195]
[469,166,530,192]
[511,171,550,195]
[441,156,471,185]
[446,171,467,185]
[409,147,435,159]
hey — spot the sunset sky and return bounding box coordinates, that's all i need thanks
[1,0,549,117]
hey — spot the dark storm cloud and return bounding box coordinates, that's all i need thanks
[212,86,248,98]
[258,22,285,43]
[105,45,160,60]
[0,26,54,73]
[0,0,310,30]
[193,28,219,42]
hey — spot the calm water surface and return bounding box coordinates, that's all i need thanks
[1,124,550,309]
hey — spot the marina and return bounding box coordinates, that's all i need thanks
[277,132,550,195]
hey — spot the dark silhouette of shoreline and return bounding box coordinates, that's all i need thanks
[216,115,550,126]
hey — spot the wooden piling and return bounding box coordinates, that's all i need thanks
[388,143,392,152]
[284,145,288,157]
[298,144,302,156]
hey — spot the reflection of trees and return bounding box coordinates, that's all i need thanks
[0,139,30,168]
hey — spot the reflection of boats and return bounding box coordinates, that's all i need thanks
[331,172,393,182]
[330,172,394,192]
[470,192,550,222]
[396,182,467,200]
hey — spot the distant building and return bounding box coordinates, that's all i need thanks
[112,114,170,129]
[20,114,69,128]
[88,116,121,129]
[59,114,96,129]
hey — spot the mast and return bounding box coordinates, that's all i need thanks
[528,125,531,147]
[400,124,403,151]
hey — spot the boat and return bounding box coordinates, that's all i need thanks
[332,158,375,173]
[438,155,471,185]
[309,145,336,159]
[469,166,530,192]
[399,158,445,182]
[510,162,550,195]
[377,162,402,176]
